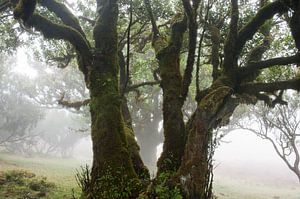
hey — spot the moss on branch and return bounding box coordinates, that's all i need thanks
[236,1,288,54]
[26,14,91,59]
[39,0,87,39]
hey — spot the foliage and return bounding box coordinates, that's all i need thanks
[0,56,44,153]
[76,165,143,199]
[138,170,182,199]
[153,171,182,199]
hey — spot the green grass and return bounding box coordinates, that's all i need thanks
[0,153,89,199]
[0,153,300,199]
[214,175,300,199]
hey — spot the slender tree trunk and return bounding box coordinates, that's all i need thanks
[156,51,186,174]
[119,50,150,180]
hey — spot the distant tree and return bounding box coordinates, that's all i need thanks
[0,55,88,157]
[228,92,300,182]
[0,56,44,154]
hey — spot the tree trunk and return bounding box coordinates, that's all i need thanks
[89,65,139,198]
[119,50,150,181]
[86,0,141,198]
[156,51,186,174]
[179,112,212,199]
[179,82,237,198]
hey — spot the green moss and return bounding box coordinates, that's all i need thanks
[199,86,232,113]
[124,125,150,181]
[138,171,183,199]
[77,165,142,199]
[0,170,55,198]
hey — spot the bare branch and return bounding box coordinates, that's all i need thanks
[126,81,160,92]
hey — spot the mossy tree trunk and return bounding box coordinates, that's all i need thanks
[151,19,187,174]
[119,51,150,181]
[179,80,238,198]
[87,0,141,198]
[156,48,186,173]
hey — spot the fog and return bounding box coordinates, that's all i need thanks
[1,49,299,198]
[72,127,299,185]
[214,130,299,186]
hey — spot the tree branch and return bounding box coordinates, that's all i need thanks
[58,98,90,110]
[26,13,92,59]
[143,0,160,39]
[236,1,288,55]
[223,0,239,72]
[239,53,300,78]
[126,81,160,92]
[124,0,133,94]
[39,0,87,40]
[238,78,300,94]
[0,0,9,13]
[181,0,199,102]
[79,16,95,26]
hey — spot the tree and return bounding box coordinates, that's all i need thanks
[143,0,300,198]
[1,0,149,197]
[1,0,300,198]
[0,55,44,154]
[228,92,300,182]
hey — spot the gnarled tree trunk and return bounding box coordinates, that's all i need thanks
[179,81,238,198]
[87,0,141,198]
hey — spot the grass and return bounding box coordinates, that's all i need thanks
[0,170,56,199]
[0,152,89,199]
[213,173,300,199]
[0,152,300,199]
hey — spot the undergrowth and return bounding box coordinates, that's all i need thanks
[0,170,55,198]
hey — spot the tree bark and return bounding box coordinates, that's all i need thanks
[179,114,212,199]
[179,80,238,198]
[156,50,186,173]
[87,0,141,198]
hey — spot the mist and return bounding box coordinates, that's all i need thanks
[0,7,299,195]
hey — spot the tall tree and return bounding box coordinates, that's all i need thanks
[143,0,300,198]
[1,0,148,197]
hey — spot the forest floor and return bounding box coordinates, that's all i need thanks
[0,152,82,198]
[0,152,299,199]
